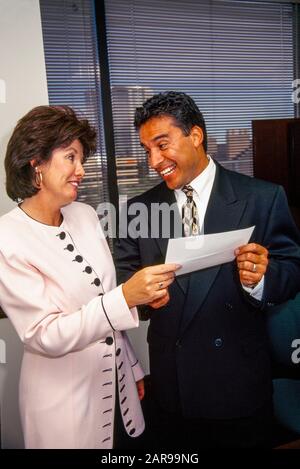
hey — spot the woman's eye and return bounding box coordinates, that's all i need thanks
[66,154,75,161]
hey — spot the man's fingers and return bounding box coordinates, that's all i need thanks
[235,243,268,256]
[236,253,268,265]
[239,270,260,282]
[235,243,269,286]
[238,261,263,273]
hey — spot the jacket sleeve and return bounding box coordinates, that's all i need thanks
[262,185,300,306]
[0,250,139,358]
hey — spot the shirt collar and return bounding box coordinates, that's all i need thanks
[174,155,215,199]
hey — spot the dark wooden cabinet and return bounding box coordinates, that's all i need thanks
[252,118,300,228]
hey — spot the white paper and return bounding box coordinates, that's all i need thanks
[166,226,255,276]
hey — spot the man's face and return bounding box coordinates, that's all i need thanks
[139,115,204,190]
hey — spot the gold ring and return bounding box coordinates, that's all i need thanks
[252,263,257,273]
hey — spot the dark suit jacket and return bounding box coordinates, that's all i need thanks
[115,162,300,419]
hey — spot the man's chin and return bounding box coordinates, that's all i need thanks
[165,180,181,190]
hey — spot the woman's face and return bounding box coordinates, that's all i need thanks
[38,139,85,206]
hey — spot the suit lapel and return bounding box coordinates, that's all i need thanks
[179,163,248,335]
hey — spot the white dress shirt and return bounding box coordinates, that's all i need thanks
[174,156,264,300]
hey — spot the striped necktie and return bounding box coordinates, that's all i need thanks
[182,185,200,237]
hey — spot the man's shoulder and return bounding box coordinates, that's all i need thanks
[220,164,281,197]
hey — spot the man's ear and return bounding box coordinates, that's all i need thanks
[190,125,204,149]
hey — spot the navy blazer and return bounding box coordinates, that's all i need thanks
[115,163,300,419]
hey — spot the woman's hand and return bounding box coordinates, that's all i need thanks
[122,263,180,309]
[148,290,170,309]
[136,379,145,401]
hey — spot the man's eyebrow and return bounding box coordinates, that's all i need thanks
[140,133,169,147]
[151,133,169,142]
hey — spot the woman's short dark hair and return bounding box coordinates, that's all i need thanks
[5,105,97,201]
[134,91,207,152]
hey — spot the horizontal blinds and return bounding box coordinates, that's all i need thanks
[40,0,108,211]
[104,0,295,200]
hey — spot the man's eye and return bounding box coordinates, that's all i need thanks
[159,143,168,150]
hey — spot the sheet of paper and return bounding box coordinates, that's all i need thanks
[165,226,255,276]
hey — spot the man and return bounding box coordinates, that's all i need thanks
[115,91,300,448]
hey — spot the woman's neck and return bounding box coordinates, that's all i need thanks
[20,196,63,227]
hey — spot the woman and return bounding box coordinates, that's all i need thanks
[0,105,178,449]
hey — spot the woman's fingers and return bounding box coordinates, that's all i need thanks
[154,276,175,291]
[122,263,181,308]
[143,263,181,276]
[149,291,170,309]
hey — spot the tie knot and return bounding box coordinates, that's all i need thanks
[182,185,194,199]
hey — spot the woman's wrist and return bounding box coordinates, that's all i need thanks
[122,282,134,309]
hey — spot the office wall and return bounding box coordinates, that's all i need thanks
[0,0,48,216]
[0,0,48,448]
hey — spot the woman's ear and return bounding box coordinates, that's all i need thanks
[190,125,204,149]
[30,159,39,169]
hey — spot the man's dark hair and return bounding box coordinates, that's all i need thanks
[5,105,97,202]
[134,91,207,152]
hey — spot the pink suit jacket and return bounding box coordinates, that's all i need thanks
[0,202,145,448]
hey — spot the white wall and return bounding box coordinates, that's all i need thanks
[0,0,49,448]
[0,0,49,216]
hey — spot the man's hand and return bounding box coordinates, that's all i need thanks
[235,243,269,287]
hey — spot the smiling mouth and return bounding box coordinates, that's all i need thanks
[69,181,80,188]
[159,164,176,177]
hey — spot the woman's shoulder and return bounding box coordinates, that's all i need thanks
[62,201,99,224]
[0,207,28,253]
[0,206,22,231]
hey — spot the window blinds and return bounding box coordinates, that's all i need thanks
[104,0,295,200]
[40,0,108,211]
